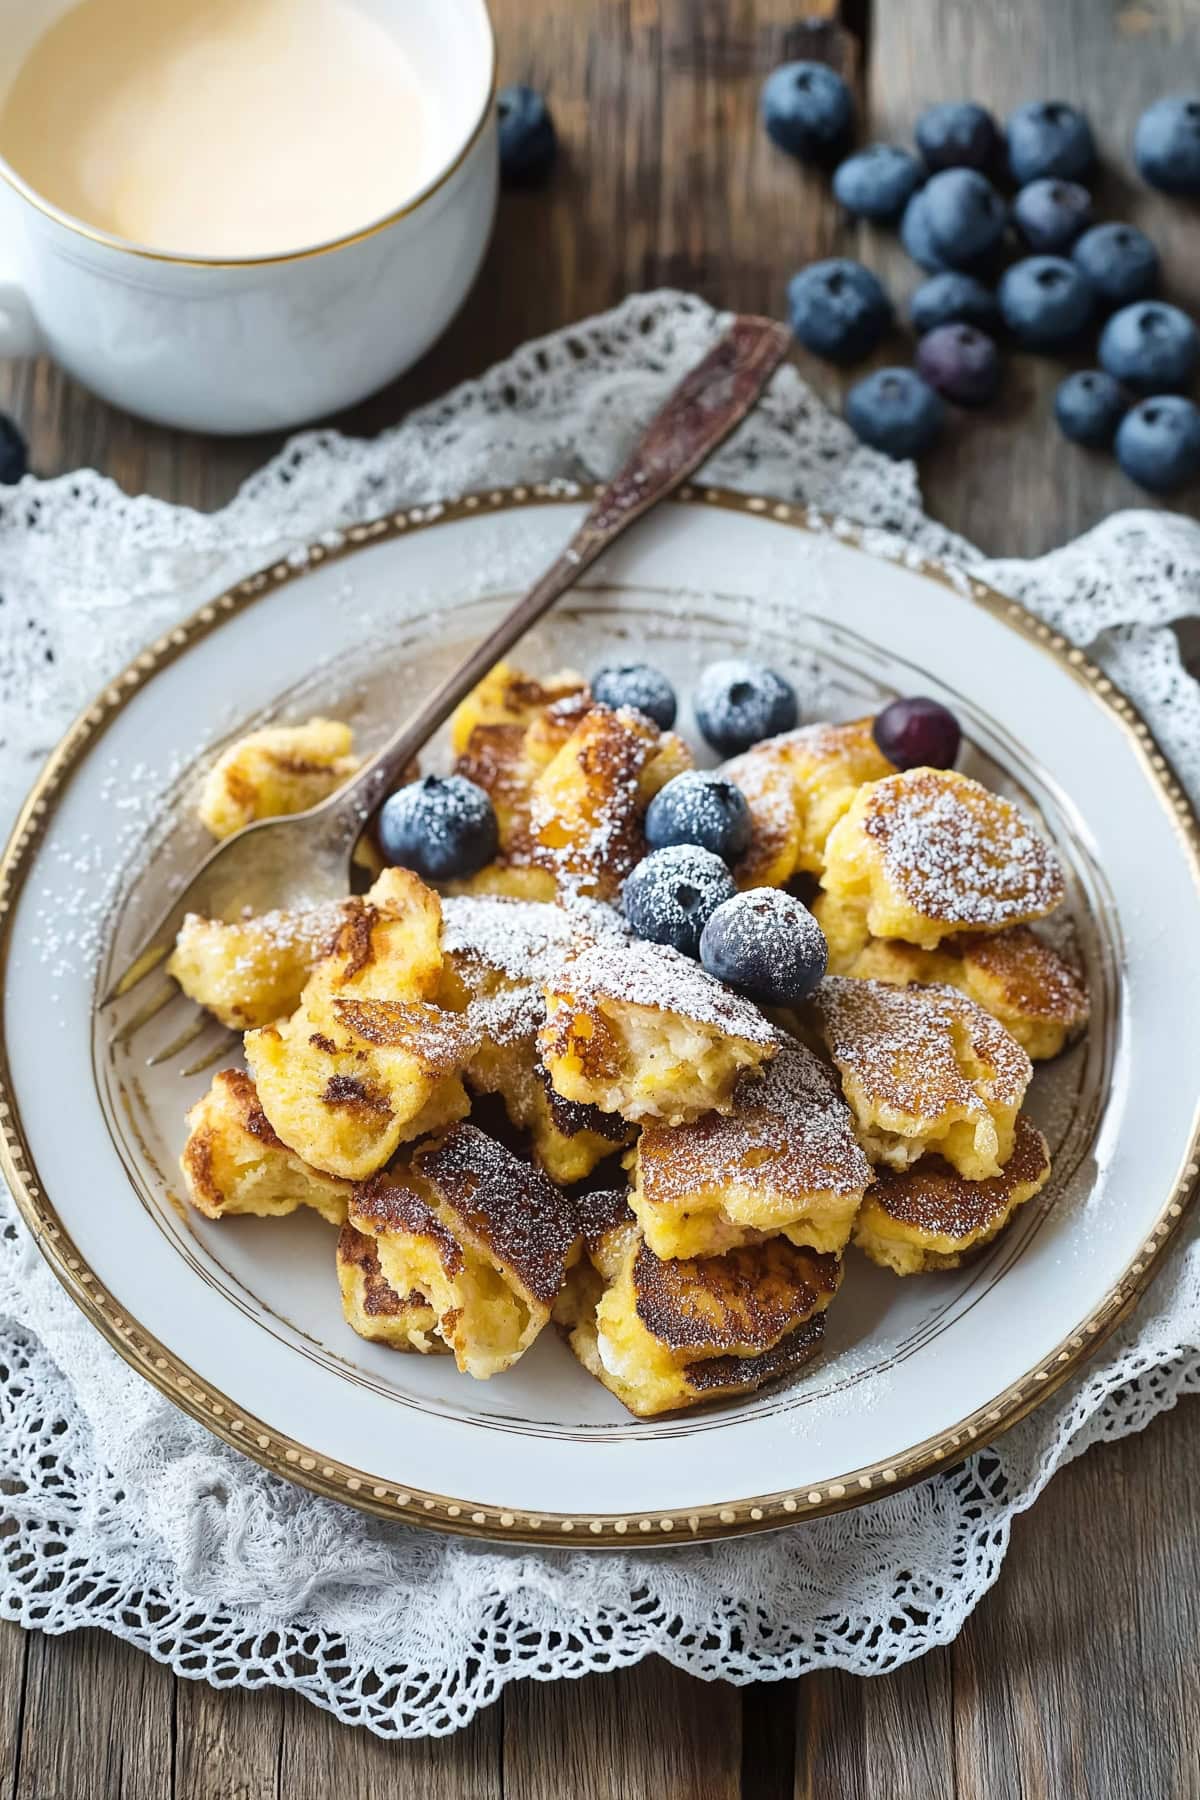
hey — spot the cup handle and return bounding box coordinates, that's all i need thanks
[0,277,40,357]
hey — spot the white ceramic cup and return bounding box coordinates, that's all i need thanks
[0,0,497,434]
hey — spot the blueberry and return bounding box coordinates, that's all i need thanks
[922,168,1007,268]
[377,774,498,881]
[0,415,28,485]
[622,844,737,959]
[693,660,799,757]
[1006,101,1095,184]
[1071,223,1160,309]
[591,663,677,729]
[1099,301,1200,394]
[915,101,1000,172]
[845,368,945,459]
[872,696,961,770]
[644,771,752,864]
[1013,179,1092,253]
[699,889,828,1007]
[909,273,1000,336]
[900,191,949,273]
[998,256,1095,349]
[497,85,557,185]
[1115,395,1200,494]
[832,144,924,222]
[916,324,1000,407]
[786,259,893,365]
[760,61,854,164]
[1134,95,1200,196]
[1054,371,1129,448]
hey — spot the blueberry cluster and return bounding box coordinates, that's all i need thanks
[765,71,1200,493]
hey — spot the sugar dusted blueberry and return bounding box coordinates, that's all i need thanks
[845,367,945,458]
[916,324,1000,407]
[1006,101,1095,184]
[622,844,737,958]
[872,696,961,770]
[1099,301,1200,394]
[1115,396,1200,494]
[1054,371,1129,448]
[699,888,828,1006]
[1071,223,1159,309]
[1134,95,1200,196]
[998,256,1095,349]
[693,660,799,757]
[644,770,752,864]
[909,273,1000,336]
[833,144,924,222]
[591,663,677,729]
[377,774,498,881]
[915,101,1000,173]
[787,259,893,365]
[497,85,558,185]
[760,60,854,164]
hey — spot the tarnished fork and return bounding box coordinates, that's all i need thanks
[99,315,792,1061]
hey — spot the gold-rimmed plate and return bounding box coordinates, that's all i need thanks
[3,485,1198,1544]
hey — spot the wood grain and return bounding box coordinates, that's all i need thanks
[2,0,1200,1794]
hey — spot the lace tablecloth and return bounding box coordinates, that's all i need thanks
[2,291,1198,1739]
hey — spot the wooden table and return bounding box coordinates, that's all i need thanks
[3,3,1199,1794]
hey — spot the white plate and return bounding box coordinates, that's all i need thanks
[3,485,1199,1545]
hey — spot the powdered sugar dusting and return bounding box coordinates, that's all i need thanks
[552,935,776,1043]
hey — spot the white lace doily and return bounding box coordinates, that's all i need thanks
[2,291,1198,1740]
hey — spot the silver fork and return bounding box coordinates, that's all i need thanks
[101,314,791,1060]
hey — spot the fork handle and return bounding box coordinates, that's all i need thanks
[331,314,792,836]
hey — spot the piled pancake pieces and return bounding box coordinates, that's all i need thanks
[174,667,1088,1417]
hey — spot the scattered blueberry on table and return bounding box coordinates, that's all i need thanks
[693,659,799,756]
[845,367,945,458]
[1115,396,1200,493]
[0,414,28,485]
[872,696,962,770]
[1098,300,1200,394]
[760,61,854,163]
[900,190,951,273]
[915,101,1000,173]
[1054,371,1129,449]
[1071,223,1159,309]
[644,771,753,864]
[832,144,924,222]
[699,888,829,1007]
[622,844,737,959]
[998,256,1095,349]
[591,663,677,729]
[1133,95,1200,195]
[1006,100,1095,184]
[786,259,893,364]
[496,84,558,186]
[921,168,1008,269]
[1012,179,1092,253]
[909,272,1000,335]
[916,324,1000,407]
[377,774,499,881]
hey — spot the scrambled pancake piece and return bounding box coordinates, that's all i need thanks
[558,1193,841,1417]
[541,935,777,1125]
[180,1068,352,1223]
[348,1123,580,1378]
[813,976,1032,1181]
[168,900,347,1029]
[721,718,896,888]
[199,717,359,839]
[628,1035,873,1259]
[244,869,471,1179]
[448,660,588,756]
[820,768,1066,951]
[336,1224,446,1352]
[839,927,1089,1060]
[854,1114,1051,1274]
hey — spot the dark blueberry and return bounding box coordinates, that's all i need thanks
[786,259,893,365]
[591,663,677,729]
[922,168,1007,268]
[1013,179,1092,253]
[1071,223,1160,309]
[0,414,28,486]
[376,774,498,881]
[693,659,799,757]
[909,272,1000,336]
[1099,301,1200,395]
[760,61,854,164]
[915,101,1000,172]
[1054,371,1129,448]
[1133,95,1200,196]
[644,771,752,864]
[622,844,737,959]
[832,144,924,222]
[916,324,1000,407]
[699,888,828,1007]
[872,696,961,770]
[497,85,557,185]
[998,256,1095,349]
[845,367,945,458]
[1115,396,1200,494]
[1006,101,1095,185]
[900,191,949,273]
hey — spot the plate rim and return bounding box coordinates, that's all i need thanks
[2,480,1198,1546]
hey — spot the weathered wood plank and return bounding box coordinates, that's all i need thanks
[796,1653,955,1800]
[274,1683,502,1800]
[173,1678,285,1800]
[14,1629,173,1800]
[0,1622,29,1800]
